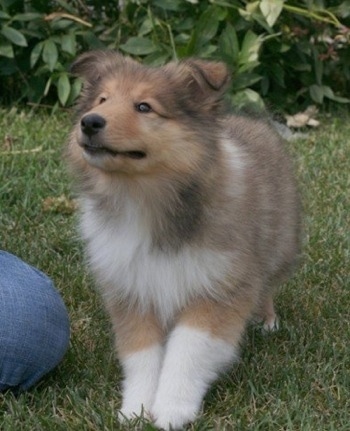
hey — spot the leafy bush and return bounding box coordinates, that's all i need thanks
[0,0,349,110]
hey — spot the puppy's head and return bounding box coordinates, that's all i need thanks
[68,50,230,177]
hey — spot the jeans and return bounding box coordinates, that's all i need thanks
[0,251,70,392]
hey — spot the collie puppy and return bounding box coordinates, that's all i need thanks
[67,50,300,430]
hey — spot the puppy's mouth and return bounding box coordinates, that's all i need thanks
[83,144,146,160]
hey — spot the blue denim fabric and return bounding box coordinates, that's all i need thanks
[0,251,70,392]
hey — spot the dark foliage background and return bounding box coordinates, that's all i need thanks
[0,0,349,110]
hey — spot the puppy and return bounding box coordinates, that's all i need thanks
[67,50,300,430]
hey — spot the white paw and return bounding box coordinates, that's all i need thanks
[262,315,279,333]
[151,400,199,430]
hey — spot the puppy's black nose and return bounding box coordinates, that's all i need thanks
[81,113,106,136]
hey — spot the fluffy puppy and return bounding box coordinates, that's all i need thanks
[67,50,300,430]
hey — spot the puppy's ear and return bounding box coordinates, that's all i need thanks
[167,58,231,111]
[183,59,231,94]
[70,50,127,84]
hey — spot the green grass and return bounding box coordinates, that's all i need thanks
[0,107,349,430]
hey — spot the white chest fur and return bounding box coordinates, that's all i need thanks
[80,196,231,325]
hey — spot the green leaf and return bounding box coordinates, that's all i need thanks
[231,73,262,92]
[120,37,157,55]
[50,19,73,31]
[174,17,193,32]
[239,1,260,20]
[152,0,182,11]
[231,88,265,110]
[138,18,153,37]
[196,44,217,57]
[186,7,220,55]
[219,23,239,65]
[260,0,284,27]
[0,11,10,19]
[1,26,27,47]
[67,77,82,104]
[143,51,170,66]
[270,63,285,87]
[292,63,311,72]
[82,31,105,49]
[42,39,58,71]
[61,33,76,55]
[30,41,43,68]
[323,86,350,103]
[238,60,260,74]
[239,1,275,33]
[55,0,76,14]
[332,0,350,18]
[57,73,71,106]
[328,95,350,104]
[0,42,14,58]
[309,84,324,104]
[191,7,220,52]
[239,31,263,68]
[13,13,42,21]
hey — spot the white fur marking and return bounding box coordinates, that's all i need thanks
[80,197,233,325]
[119,344,164,420]
[220,136,246,174]
[151,326,237,430]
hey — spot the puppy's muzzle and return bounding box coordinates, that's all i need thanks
[79,113,146,160]
[81,113,106,137]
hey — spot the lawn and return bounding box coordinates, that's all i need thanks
[0,107,349,430]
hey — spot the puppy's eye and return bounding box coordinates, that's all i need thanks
[135,102,152,113]
[99,96,107,104]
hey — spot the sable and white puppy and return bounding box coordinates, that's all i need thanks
[67,50,300,430]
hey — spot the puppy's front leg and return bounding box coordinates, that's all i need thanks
[106,303,165,420]
[152,299,253,430]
